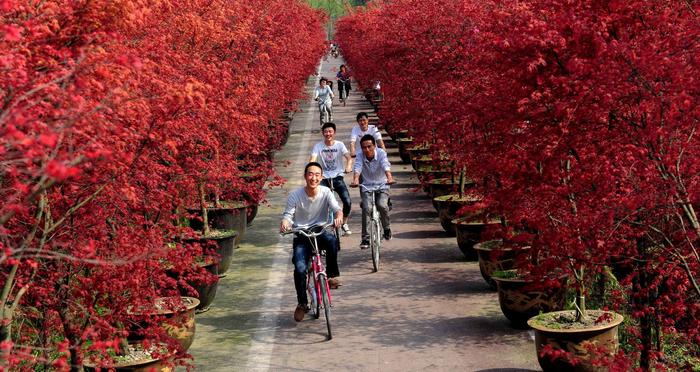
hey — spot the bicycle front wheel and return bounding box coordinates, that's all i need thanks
[318,274,332,339]
[370,219,381,272]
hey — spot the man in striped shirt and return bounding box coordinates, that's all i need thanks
[350,134,395,249]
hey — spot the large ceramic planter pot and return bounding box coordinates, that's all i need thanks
[433,194,482,236]
[428,178,456,209]
[185,229,238,275]
[246,202,259,227]
[416,166,454,189]
[155,296,199,351]
[492,274,567,328]
[396,138,413,163]
[406,145,431,162]
[474,240,532,289]
[451,216,502,260]
[84,344,173,372]
[528,310,624,372]
[191,257,219,312]
[189,202,247,245]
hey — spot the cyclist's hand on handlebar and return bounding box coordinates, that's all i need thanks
[280,220,292,234]
[386,178,397,185]
[349,182,359,188]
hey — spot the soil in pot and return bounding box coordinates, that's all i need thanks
[528,310,624,372]
[452,216,502,260]
[83,343,173,372]
[492,271,567,328]
[474,239,532,289]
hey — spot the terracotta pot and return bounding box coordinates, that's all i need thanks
[474,240,532,289]
[432,194,482,236]
[528,310,624,372]
[492,274,567,328]
[184,229,238,275]
[406,145,431,160]
[452,216,502,260]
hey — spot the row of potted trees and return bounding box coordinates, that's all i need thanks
[0,0,325,370]
[339,0,700,370]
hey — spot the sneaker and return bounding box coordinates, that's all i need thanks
[294,304,308,322]
[383,228,392,241]
[360,239,369,249]
[341,224,352,236]
[328,277,341,289]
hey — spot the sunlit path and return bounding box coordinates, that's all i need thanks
[189,54,539,371]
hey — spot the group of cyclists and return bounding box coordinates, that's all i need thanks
[280,52,395,322]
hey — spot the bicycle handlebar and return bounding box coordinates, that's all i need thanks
[349,181,396,189]
[280,223,330,237]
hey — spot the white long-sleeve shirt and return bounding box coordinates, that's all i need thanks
[354,148,391,191]
[281,186,341,228]
[313,86,334,105]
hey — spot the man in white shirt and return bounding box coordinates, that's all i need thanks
[349,112,385,157]
[280,162,343,322]
[313,78,334,125]
[350,135,395,249]
[310,122,353,235]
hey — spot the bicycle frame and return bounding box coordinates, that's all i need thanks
[299,228,333,311]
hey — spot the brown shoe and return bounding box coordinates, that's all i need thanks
[294,304,307,322]
[328,277,341,289]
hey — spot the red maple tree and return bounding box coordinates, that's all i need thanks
[338,0,700,368]
[1,0,325,370]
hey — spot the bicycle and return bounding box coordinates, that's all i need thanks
[281,223,333,339]
[337,79,350,107]
[350,181,395,272]
[315,98,332,125]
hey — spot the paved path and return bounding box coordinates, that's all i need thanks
[188,56,541,371]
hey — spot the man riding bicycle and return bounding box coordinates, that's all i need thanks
[310,122,353,236]
[350,135,395,249]
[280,162,343,322]
[349,112,385,156]
[313,77,334,125]
[336,65,351,103]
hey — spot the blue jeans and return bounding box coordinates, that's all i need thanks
[321,176,352,217]
[292,230,339,306]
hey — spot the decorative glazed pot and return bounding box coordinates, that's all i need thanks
[492,273,567,328]
[473,240,531,289]
[528,310,624,372]
[451,216,502,259]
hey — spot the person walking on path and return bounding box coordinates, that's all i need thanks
[349,112,385,157]
[350,135,395,249]
[310,122,353,236]
[280,162,343,322]
[313,77,334,125]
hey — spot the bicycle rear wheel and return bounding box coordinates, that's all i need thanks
[318,274,332,339]
[370,219,381,272]
[307,270,320,319]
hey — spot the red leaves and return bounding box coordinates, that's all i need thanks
[1,0,325,368]
[339,0,700,366]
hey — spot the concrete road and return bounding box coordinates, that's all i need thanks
[188,56,541,372]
